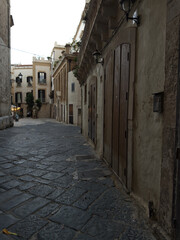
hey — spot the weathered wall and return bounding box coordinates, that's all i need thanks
[159,0,180,235]
[38,104,50,118]
[133,0,166,214]
[68,71,81,126]
[0,0,11,118]
[81,65,104,156]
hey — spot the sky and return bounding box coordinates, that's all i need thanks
[10,0,85,64]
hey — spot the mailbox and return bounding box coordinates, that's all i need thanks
[153,92,164,113]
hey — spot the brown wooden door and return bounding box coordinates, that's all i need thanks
[103,56,113,165]
[119,44,130,184]
[112,46,121,174]
[69,104,73,124]
[88,82,96,144]
[111,43,130,186]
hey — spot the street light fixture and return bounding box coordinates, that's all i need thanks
[119,0,140,25]
[92,50,104,65]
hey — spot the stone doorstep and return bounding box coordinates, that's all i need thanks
[0,116,14,130]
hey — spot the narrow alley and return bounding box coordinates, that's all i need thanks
[0,119,157,240]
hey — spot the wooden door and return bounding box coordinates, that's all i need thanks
[119,44,130,184]
[88,82,96,144]
[112,46,121,174]
[69,104,73,124]
[111,43,130,186]
[103,56,113,165]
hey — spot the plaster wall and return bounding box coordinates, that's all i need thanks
[0,0,11,118]
[11,66,33,103]
[133,0,166,213]
[159,0,180,234]
[33,60,51,103]
[68,71,81,126]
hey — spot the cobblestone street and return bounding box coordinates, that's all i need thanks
[0,119,157,240]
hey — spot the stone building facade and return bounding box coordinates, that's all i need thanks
[53,46,81,125]
[77,0,180,239]
[0,0,13,129]
[33,57,51,118]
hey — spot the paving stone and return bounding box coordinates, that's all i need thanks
[13,197,50,218]
[0,213,19,229]
[0,119,157,240]
[74,233,95,240]
[28,170,48,177]
[0,193,33,211]
[19,175,36,182]
[37,222,76,240]
[9,215,47,239]
[73,190,102,210]
[47,188,65,200]
[35,163,48,170]
[0,175,13,184]
[78,169,112,180]
[75,180,108,193]
[28,157,41,162]
[33,178,51,185]
[12,168,34,176]
[0,233,10,240]
[14,159,26,164]
[0,171,5,177]
[121,227,157,240]
[0,188,5,192]
[42,172,65,180]
[0,180,22,189]
[1,163,14,169]
[0,189,22,203]
[81,215,125,240]
[18,182,36,191]
[27,184,54,197]
[49,206,91,230]
[53,175,74,188]
[35,203,59,217]
[55,186,86,205]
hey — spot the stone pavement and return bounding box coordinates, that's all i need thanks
[0,118,157,240]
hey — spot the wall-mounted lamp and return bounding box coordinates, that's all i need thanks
[119,0,140,25]
[92,50,104,65]
[18,73,23,80]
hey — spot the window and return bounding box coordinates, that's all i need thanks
[27,76,33,86]
[38,90,45,103]
[15,92,22,103]
[38,72,46,84]
[71,82,75,92]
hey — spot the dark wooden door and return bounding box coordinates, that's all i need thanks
[111,43,130,186]
[69,104,73,124]
[119,44,130,184]
[103,56,113,165]
[88,82,96,144]
[112,46,121,174]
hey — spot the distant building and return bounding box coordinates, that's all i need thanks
[11,65,33,117]
[11,58,51,118]
[33,57,51,118]
[0,0,14,129]
[53,45,81,125]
